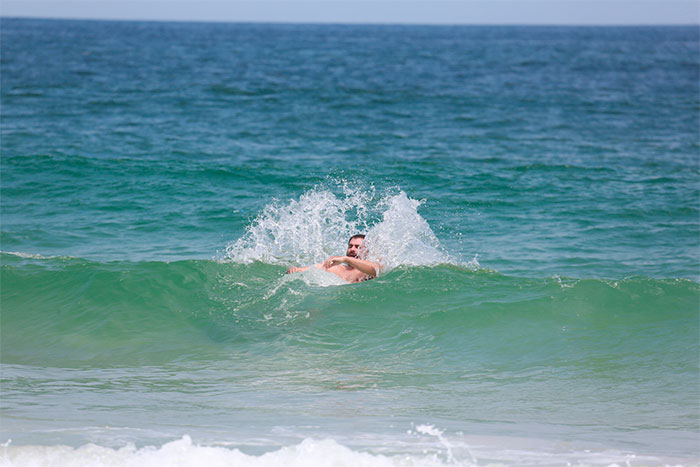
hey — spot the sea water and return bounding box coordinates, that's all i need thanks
[1,19,698,466]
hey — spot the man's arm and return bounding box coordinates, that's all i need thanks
[286,263,321,274]
[323,256,379,278]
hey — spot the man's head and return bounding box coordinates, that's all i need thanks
[346,234,365,258]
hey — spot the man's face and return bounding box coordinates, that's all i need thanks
[346,238,363,258]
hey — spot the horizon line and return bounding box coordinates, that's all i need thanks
[2,15,699,27]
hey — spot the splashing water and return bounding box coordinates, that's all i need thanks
[223,184,461,271]
[363,192,451,269]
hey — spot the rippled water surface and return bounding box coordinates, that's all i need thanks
[1,19,698,466]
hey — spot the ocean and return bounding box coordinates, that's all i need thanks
[1,18,698,466]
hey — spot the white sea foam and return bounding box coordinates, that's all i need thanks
[0,436,453,467]
[0,434,682,467]
[223,183,458,271]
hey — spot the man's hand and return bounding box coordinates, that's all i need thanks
[322,256,347,270]
[286,265,312,274]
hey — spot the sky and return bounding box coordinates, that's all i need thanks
[0,0,698,25]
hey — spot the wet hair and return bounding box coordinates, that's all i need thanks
[349,234,365,242]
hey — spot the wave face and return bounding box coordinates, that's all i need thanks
[3,251,698,367]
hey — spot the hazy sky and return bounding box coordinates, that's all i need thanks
[1,0,698,25]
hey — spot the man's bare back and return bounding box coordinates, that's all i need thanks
[286,235,379,283]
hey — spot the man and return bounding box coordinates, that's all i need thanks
[286,234,379,283]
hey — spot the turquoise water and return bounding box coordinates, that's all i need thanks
[1,19,699,466]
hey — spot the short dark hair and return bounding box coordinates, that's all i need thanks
[349,234,365,242]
